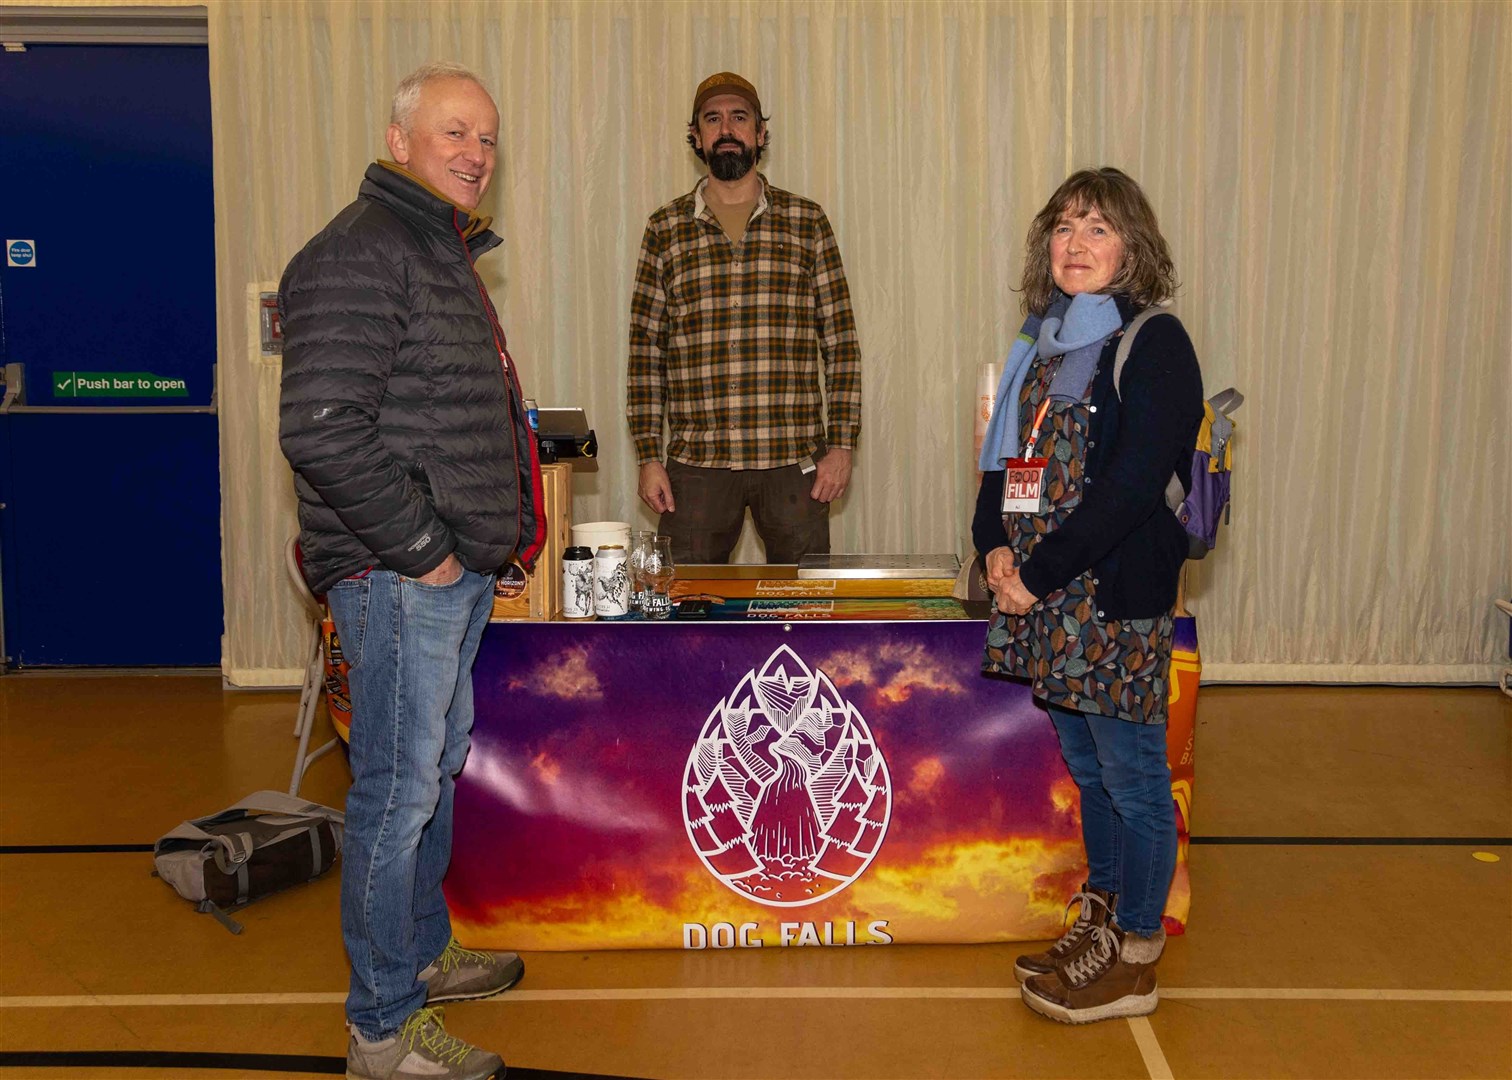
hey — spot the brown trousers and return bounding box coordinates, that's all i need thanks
[659,459,830,565]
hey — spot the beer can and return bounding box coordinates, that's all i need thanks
[561,546,595,620]
[593,544,630,617]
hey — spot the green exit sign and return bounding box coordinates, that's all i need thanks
[53,372,189,399]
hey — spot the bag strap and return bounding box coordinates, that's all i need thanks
[1209,386,1244,416]
[1111,303,1172,401]
[1111,303,1185,511]
[223,790,345,826]
[197,899,244,935]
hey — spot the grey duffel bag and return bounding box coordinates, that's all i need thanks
[153,790,344,933]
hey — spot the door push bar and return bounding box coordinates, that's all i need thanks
[0,362,218,415]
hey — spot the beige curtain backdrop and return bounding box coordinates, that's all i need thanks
[204,0,1510,686]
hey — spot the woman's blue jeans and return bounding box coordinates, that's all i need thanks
[326,567,496,1040]
[1048,704,1177,936]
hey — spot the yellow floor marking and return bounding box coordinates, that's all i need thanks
[1472,851,1501,862]
[2,987,1508,1008]
[1161,988,1511,1002]
[1128,1016,1174,1080]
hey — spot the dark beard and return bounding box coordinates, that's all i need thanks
[709,142,757,181]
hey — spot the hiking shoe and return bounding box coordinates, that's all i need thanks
[1013,883,1115,982]
[422,938,525,1003]
[346,1006,504,1080]
[1021,921,1164,1024]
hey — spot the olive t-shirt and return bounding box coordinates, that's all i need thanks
[707,193,758,245]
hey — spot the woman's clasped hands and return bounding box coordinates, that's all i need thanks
[984,545,1040,616]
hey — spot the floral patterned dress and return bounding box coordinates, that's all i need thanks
[981,352,1174,724]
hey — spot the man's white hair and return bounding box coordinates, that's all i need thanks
[390,61,489,132]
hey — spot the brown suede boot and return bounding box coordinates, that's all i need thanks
[1013,884,1116,983]
[1020,921,1164,1024]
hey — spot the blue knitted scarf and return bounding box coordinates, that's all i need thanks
[978,292,1124,470]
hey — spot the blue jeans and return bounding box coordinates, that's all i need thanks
[1048,705,1176,936]
[326,567,496,1039]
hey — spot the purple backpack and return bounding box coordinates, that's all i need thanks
[1114,307,1242,561]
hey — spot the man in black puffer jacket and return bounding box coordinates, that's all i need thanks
[279,62,539,1080]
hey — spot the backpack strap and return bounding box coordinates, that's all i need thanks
[1111,303,1172,401]
[1111,303,1185,511]
[1209,387,1244,416]
[225,790,345,826]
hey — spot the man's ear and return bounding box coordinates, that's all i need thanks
[757,121,769,148]
[687,123,702,154]
[386,123,410,164]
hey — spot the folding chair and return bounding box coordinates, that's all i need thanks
[286,535,340,795]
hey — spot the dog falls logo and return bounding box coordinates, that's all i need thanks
[682,644,892,907]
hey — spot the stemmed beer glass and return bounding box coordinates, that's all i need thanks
[627,530,653,613]
[641,535,675,619]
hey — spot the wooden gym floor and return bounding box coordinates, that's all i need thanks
[0,676,1507,1079]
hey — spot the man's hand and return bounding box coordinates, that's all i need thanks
[414,553,463,586]
[809,448,853,503]
[639,462,675,514]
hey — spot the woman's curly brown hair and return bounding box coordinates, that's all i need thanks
[1019,167,1178,317]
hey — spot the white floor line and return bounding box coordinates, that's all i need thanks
[1,986,1508,1008]
[1127,1016,1173,1080]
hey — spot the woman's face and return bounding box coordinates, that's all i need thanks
[1049,205,1126,295]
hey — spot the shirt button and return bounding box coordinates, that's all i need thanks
[732,300,741,308]
[1087,440,1096,448]
[1089,405,1098,413]
[1097,610,1106,618]
[733,261,742,269]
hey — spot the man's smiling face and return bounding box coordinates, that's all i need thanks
[387,76,499,210]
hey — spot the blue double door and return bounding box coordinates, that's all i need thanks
[0,44,222,667]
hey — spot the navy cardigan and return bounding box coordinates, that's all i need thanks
[972,300,1203,620]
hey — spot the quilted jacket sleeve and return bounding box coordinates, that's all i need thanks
[278,217,456,579]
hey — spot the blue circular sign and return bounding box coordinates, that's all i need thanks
[8,241,34,266]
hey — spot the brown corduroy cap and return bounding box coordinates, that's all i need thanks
[691,71,762,121]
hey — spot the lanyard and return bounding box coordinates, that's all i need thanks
[1021,398,1052,458]
[1019,354,1067,458]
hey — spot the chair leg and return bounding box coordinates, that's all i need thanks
[288,625,324,796]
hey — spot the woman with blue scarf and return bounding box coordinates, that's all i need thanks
[973,168,1203,1024]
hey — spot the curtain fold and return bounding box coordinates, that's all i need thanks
[207,0,1510,685]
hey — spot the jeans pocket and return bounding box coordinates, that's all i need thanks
[405,567,472,591]
[325,576,371,675]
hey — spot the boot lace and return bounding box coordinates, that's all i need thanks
[1060,924,1119,988]
[436,938,493,973]
[1048,889,1112,959]
[398,1006,472,1066]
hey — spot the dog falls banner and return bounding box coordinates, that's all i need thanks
[447,618,1197,950]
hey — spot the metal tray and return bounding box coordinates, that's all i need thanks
[797,553,961,579]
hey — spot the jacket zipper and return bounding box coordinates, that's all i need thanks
[452,212,547,569]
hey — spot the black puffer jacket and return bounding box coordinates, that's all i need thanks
[279,163,543,594]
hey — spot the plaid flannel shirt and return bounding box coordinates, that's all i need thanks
[627,176,862,470]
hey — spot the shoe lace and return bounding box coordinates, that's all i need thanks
[436,938,493,973]
[1048,889,1111,958]
[1060,924,1119,988]
[398,1007,472,1066]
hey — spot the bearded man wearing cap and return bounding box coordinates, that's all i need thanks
[627,71,862,564]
